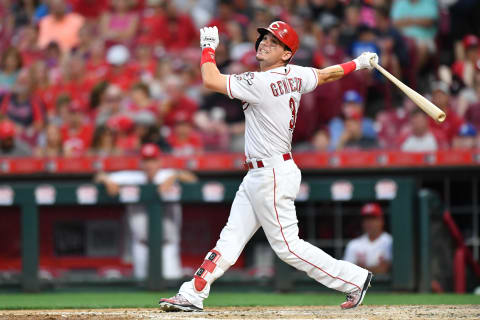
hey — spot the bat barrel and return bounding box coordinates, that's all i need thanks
[371,61,446,123]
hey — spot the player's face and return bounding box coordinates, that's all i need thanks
[256,33,292,66]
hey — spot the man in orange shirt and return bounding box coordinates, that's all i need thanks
[37,0,85,53]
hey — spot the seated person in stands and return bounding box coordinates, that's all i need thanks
[329,90,376,150]
[344,203,392,275]
[0,119,31,157]
[95,143,197,280]
[400,108,444,151]
[336,109,379,150]
[452,123,477,150]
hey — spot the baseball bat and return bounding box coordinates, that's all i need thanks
[371,60,446,123]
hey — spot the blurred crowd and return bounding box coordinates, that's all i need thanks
[0,0,479,158]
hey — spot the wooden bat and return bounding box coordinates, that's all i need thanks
[371,60,446,123]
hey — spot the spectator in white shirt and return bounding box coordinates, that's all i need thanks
[343,203,393,275]
[401,109,438,152]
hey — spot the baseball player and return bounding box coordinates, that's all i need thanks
[160,21,378,312]
[343,203,392,274]
[95,143,197,280]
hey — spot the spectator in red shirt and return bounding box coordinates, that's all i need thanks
[69,0,109,20]
[428,81,464,145]
[138,0,164,46]
[16,25,43,67]
[154,1,198,52]
[29,60,56,115]
[376,98,414,149]
[57,53,96,111]
[60,101,93,157]
[128,82,159,116]
[107,114,139,155]
[452,35,480,88]
[85,39,109,83]
[99,0,139,46]
[167,112,203,157]
[129,38,157,81]
[464,75,480,131]
[161,76,198,127]
[106,44,137,90]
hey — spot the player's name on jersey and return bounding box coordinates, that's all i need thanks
[270,77,303,97]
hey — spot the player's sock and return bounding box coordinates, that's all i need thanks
[178,249,231,308]
[193,249,230,292]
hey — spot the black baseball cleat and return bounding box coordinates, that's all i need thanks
[159,294,203,312]
[340,272,373,309]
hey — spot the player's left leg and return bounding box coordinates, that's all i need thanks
[250,160,371,308]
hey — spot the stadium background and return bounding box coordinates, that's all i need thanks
[0,0,479,311]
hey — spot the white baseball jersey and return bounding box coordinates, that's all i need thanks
[108,169,177,186]
[226,65,318,159]
[343,232,393,268]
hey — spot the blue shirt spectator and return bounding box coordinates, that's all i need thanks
[328,90,377,150]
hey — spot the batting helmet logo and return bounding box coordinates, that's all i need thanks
[255,21,299,58]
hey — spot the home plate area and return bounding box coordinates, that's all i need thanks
[0,305,479,320]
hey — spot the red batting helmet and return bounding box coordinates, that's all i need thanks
[255,21,299,57]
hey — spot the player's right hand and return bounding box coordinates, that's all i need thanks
[200,26,219,50]
[354,52,378,70]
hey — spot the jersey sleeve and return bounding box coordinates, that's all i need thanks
[108,171,147,185]
[298,66,318,94]
[226,72,263,104]
[153,169,177,185]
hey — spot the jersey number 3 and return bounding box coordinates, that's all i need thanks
[289,97,297,131]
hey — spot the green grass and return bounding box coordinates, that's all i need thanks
[0,292,478,310]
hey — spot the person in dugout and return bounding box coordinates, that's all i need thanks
[95,143,197,280]
[343,203,393,275]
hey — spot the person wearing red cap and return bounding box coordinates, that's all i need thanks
[343,203,392,275]
[0,120,32,157]
[452,34,480,88]
[60,98,94,157]
[160,21,378,312]
[95,143,197,281]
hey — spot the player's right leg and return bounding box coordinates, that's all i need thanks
[249,160,371,308]
[159,180,261,312]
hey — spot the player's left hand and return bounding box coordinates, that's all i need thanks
[200,26,219,50]
[354,52,379,70]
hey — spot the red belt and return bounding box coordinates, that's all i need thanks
[245,153,292,170]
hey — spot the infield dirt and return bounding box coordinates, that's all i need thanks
[0,305,478,320]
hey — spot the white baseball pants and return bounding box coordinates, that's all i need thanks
[128,203,183,279]
[179,158,369,309]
